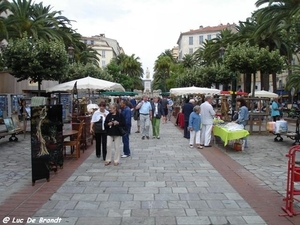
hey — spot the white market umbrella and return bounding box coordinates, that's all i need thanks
[249,90,278,98]
[46,76,125,93]
[170,86,220,96]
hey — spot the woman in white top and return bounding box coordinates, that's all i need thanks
[90,102,109,160]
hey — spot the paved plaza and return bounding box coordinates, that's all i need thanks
[0,119,300,225]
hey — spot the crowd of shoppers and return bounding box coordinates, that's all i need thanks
[90,95,166,166]
[89,95,251,166]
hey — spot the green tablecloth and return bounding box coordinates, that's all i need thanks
[213,125,249,146]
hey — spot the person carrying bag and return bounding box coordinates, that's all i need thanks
[90,102,109,160]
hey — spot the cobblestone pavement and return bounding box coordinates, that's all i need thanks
[219,132,300,198]
[33,121,266,225]
[0,132,31,204]
[0,120,299,224]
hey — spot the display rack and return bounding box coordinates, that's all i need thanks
[31,105,63,185]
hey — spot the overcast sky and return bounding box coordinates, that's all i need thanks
[40,0,258,77]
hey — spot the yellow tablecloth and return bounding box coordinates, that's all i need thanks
[213,125,249,146]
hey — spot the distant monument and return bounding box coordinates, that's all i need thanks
[145,68,150,79]
[143,67,152,94]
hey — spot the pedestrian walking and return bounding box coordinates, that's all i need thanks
[200,96,216,147]
[182,99,195,139]
[120,99,132,158]
[151,96,165,139]
[104,103,125,166]
[167,97,174,121]
[133,97,141,133]
[161,96,168,123]
[188,105,202,149]
[90,102,109,160]
[135,95,152,140]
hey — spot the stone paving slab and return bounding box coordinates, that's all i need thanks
[28,121,267,225]
[2,119,300,224]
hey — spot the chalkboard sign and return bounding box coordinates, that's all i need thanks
[31,105,63,185]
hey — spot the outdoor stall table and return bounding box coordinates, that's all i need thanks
[63,129,78,139]
[213,125,249,146]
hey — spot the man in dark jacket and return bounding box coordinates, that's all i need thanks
[182,99,195,139]
[120,99,132,158]
[161,96,168,123]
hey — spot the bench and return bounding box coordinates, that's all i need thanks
[0,116,24,141]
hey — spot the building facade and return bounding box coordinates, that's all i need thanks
[81,34,124,68]
[177,23,236,61]
[171,46,179,61]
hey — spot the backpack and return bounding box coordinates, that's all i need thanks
[133,109,140,120]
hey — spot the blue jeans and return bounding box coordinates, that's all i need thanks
[122,127,131,155]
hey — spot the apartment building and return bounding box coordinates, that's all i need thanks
[81,34,124,68]
[171,46,179,61]
[177,23,236,61]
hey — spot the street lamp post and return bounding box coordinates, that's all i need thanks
[219,46,236,121]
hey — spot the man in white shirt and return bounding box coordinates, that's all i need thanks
[135,95,152,139]
[200,96,216,147]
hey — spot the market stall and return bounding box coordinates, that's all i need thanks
[170,86,221,96]
[213,122,249,147]
[244,97,270,134]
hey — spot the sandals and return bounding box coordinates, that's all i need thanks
[105,161,119,166]
[197,146,203,149]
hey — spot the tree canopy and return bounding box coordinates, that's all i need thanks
[3,35,69,94]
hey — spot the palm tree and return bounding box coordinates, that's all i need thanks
[153,55,174,92]
[0,0,73,41]
[286,65,300,92]
[77,46,100,67]
[201,29,236,66]
[122,54,143,78]
[112,53,143,90]
[160,49,177,63]
[181,54,196,68]
[253,0,300,91]
[0,0,101,84]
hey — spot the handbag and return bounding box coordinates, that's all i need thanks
[133,109,140,120]
[94,117,105,133]
[118,126,127,136]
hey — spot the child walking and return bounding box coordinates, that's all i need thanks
[188,105,202,149]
